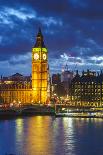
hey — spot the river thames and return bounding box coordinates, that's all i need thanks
[0,116,103,155]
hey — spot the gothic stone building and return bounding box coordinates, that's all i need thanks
[0,29,50,104]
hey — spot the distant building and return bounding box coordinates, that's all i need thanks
[61,64,73,97]
[52,73,61,85]
[51,65,73,97]
[51,73,66,97]
[1,73,31,83]
[0,28,50,104]
[70,70,103,107]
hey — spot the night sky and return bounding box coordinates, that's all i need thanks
[0,0,103,76]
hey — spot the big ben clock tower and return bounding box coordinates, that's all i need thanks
[32,28,48,103]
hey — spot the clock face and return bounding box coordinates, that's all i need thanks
[43,53,47,60]
[34,53,39,60]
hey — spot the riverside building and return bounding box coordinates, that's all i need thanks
[70,70,103,107]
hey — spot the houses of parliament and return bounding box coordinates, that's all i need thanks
[0,28,50,104]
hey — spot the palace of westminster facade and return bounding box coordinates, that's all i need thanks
[0,28,50,104]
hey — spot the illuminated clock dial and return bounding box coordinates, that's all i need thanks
[34,53,39,60]
[43,53,47,60]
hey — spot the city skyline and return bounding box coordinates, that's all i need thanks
[0,0,103,75]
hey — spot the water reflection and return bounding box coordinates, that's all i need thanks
[15,118,24,154]
[0,117,103,155]
[63,118,76,154]
[16,118,23,137]
[25,116,54,155]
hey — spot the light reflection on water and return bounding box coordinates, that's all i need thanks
[0,117,103,155]
[15,118,24,152]
[63,118,76,154]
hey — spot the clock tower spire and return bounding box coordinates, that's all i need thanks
[32,28,48,103]
[34,27,46,48]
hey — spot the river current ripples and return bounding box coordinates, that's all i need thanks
[0,116,103,155]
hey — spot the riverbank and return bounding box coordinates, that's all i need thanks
[0,111,55,120]
[55,112,103,118]
[1,105,103,120]
[0,106,55,119]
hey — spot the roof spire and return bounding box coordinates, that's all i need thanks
[38,27,42,34]
[34,28,46,48]
[65,64,68,71]
[37,27,43,37]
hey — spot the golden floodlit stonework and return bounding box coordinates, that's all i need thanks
[0,28,50,104]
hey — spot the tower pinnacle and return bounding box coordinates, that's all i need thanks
[38,27,42,36]
[34,28,46,48]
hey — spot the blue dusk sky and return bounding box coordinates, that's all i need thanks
[0,0,103,76]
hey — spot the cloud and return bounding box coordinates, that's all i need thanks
[0,0,103,75]
[59,53,103,71]
[38,16,62,27]
[9,52,31,65]
[0,52,31,75]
